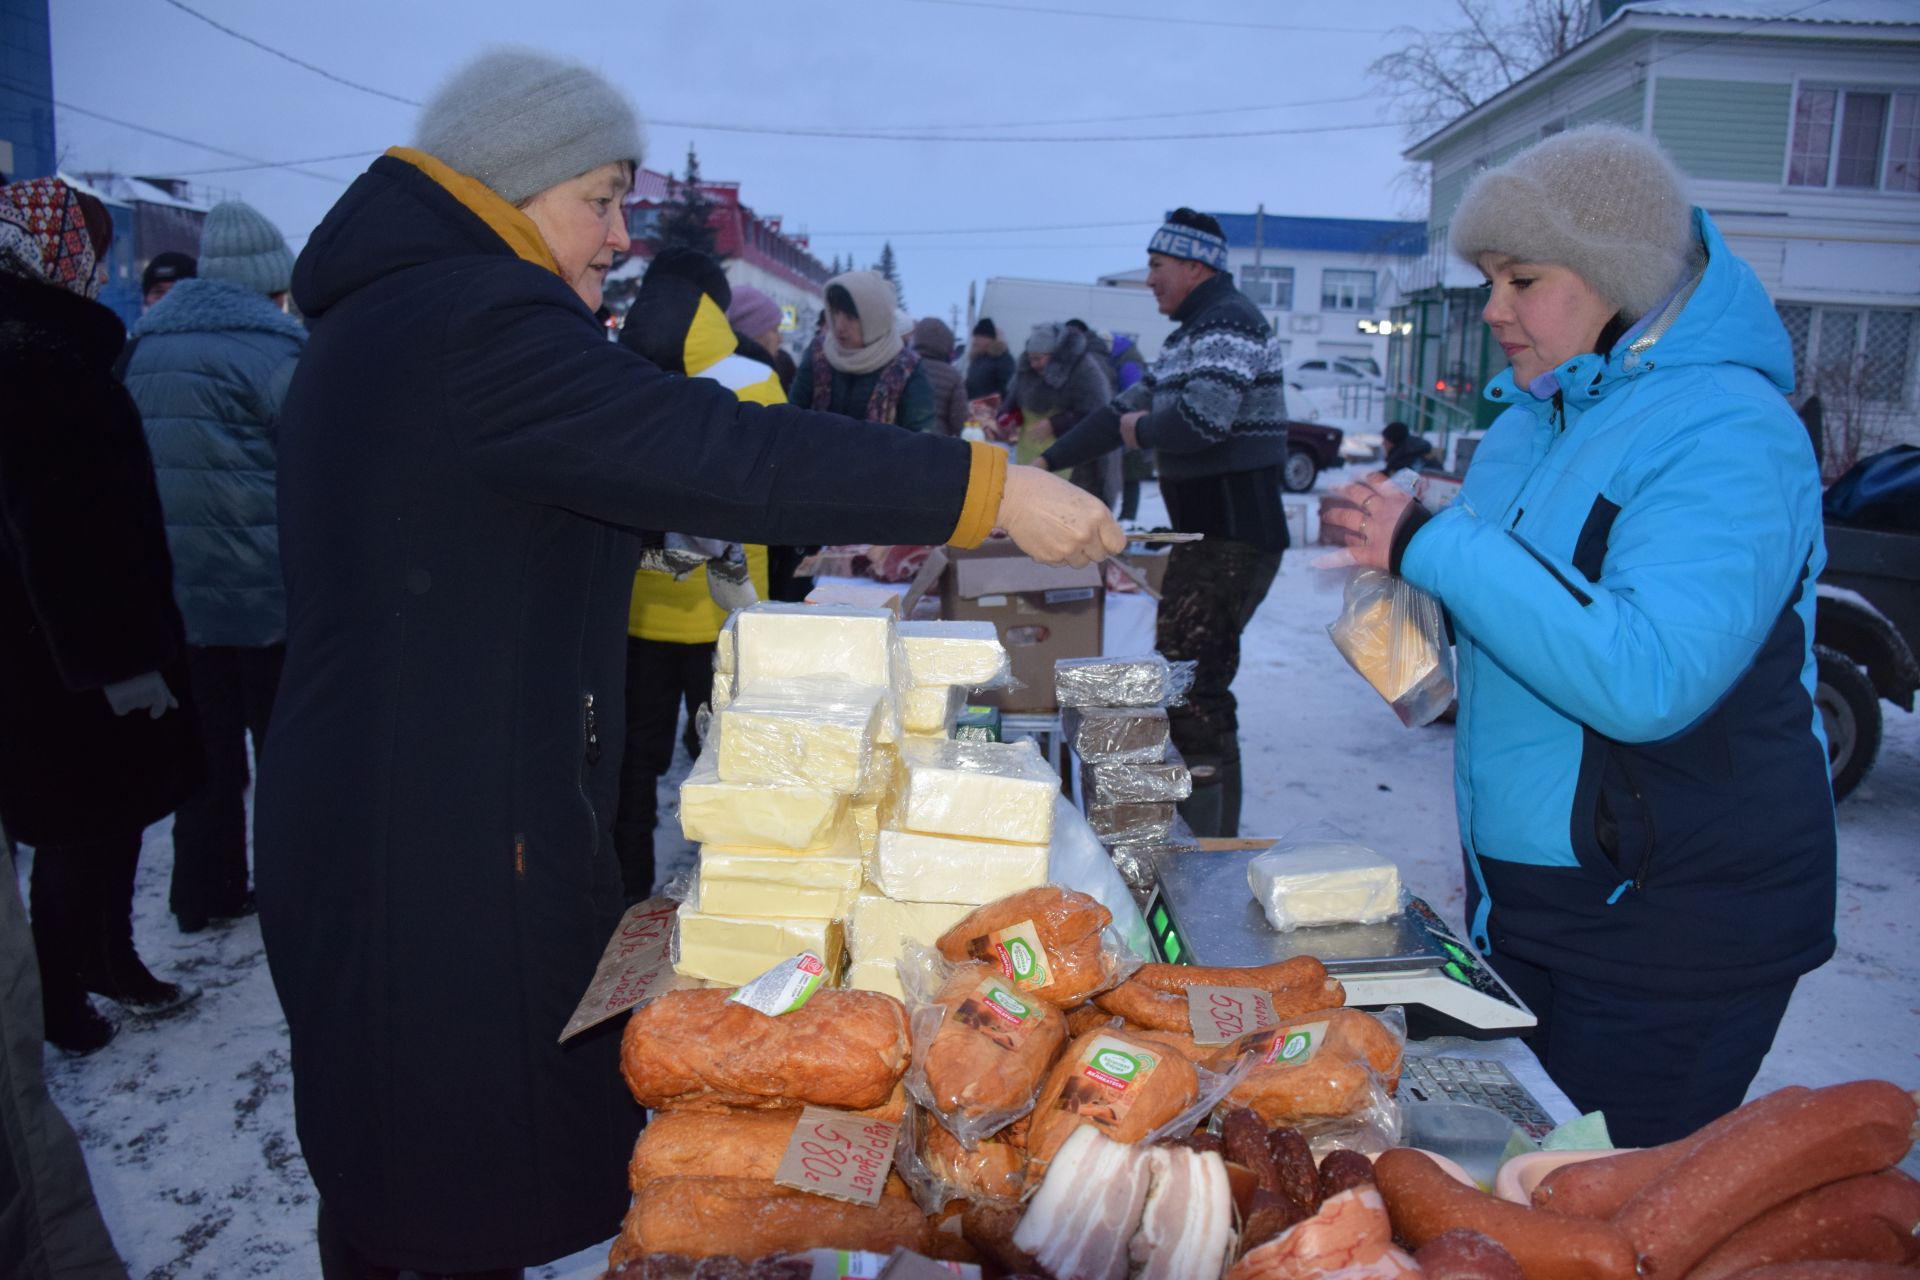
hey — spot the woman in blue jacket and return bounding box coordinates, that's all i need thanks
[1325,126,1833,1146]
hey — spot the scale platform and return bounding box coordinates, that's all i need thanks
[1144,847,1536,1036]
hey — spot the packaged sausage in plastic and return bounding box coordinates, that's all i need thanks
[900,946,1070,1146]
[893,1102,1028,1215]
[1053,654,1197,709]
[1247,822,1403,932]
[1327,569,1454,728]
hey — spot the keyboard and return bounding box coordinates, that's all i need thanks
[1400,1053,1558,1139]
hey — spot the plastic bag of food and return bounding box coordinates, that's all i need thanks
[1045,797,1156,961]
[1053,654,1197,709]
[1206,1007,1408,1155]
[893,1102,1027,1215]
[713,677,891,793]
[1247,821,1403,932]
[933,884,1145,1007]
[1327,569,1453,728]
[894,738,1059,845]
[900,946,1070,1146]
[1062,705,1169,764]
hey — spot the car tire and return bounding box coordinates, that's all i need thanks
[1283,447,1319,494]
[1815,644,1881,802]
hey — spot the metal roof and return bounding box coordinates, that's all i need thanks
[1187,213,1427,257]
[1610,0,1920,25]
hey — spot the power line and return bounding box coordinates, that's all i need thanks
[167,150,383,176]
[649,117,1399,143]
[807,219,1153,237]
[0,81,350,184]
[844,92,1377,132]
[900,0,1393,35]
[156,0,422,107]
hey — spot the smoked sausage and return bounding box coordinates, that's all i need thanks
[1686,1169,1920,1280]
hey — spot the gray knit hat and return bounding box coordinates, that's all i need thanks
[413,49,643,205]
[1450,125,1694,320]
[198,201,294,295]
[1026,322,1063,356]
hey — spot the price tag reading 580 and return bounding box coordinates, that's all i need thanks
[774,1105,899,1207]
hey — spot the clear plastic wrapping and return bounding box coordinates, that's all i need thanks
[1086,801,1176,844]
[714,677,889,793]
[693,846,865,919]
[1053,654,1197,709]
[1207,1007,1407,1156]
[731,601,907,738]
[847,889,974,968]
[898,619,1012,690]
[894,1102,1028,1215]
[901,683,966,739]
[1062,705,1170,764]
[677,746,849,851]
[1081,755,1193,806]
[1045,797,1156,962]
[670,902,845,987]
[1247,822,1403,932]
[1328,569,1455,728]
[873,828,1049,906]
[901,946,1069,1146]
[895,738,1059,845]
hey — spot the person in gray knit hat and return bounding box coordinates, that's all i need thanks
[1321,124,1832,1149]
[260,45,1123,1280]
[197,199,295,297]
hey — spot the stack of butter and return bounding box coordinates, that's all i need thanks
[1058,654,1199,900]
[848,737,1059,999]
[673,603,905,986]
[675,604,1022,989]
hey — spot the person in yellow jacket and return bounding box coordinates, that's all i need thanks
[611,249,778,901]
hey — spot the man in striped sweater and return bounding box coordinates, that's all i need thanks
[1039,208,1290,835]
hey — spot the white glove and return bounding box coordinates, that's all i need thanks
[103,671,178,719]
[995,464,1128,568]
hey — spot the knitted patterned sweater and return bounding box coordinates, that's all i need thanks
[1041,272,1289,482]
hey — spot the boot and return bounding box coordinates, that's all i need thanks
[29,845,121,1053]
[82,827,202,1018]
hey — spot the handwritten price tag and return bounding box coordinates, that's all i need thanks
[1186,985,1280,1046]
[775,1106,901,1207]
[560,896,687,1042]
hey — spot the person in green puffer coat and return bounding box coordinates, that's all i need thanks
[122,201,305,934]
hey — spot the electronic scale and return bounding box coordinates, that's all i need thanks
[1142,847,1536,1037]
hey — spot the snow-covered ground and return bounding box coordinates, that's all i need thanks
[30,478,1920,1277]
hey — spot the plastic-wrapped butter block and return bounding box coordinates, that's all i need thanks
[715,615,737,675]
[872,829,1048,905]
[846,957,906,1001]
[1247,842,1402,932]
[696,848,865,919]
[898,620,1009,689]
[848,888,972,964]
[734,602,898,693]
[710,678,734,714]
[895,738,1058,844]
[678,751,848,851]
[715,680,886,792]
[673,904,845,987]
[902,684,965,738]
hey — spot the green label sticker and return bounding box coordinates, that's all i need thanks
[987,988,1030,1020]
[1262,1019,1329,1066]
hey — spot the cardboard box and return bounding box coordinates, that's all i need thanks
[1121,545,1171,596]
[941,541,1103,713]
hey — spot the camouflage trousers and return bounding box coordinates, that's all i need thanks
[1154,539,1282,833]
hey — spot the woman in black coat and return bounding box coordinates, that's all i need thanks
[256,51,1121,1278]
[0,178,205,1055]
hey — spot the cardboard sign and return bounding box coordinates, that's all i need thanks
[1187,986,1280,1047]
[560,895,686,1042]
[776,1106,900,1207]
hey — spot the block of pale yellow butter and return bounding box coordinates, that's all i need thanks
[734,603,898,694]
[678,751,848,852]
[872,828,1048,905]
[846,957,906,1001]
[902,684,964,738]
[1247,842,1402,932]
[715,680,886,792]
[848,888,972,966]
[898,620,1008,688]
[848,800,882,869]
[696,847,865,919]
[895,739,1058,844]
[673,903,845,987]
[715,615,737,675]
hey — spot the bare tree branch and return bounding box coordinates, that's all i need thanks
[1368,0,1588,140]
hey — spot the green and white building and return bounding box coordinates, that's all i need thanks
[1391,0,1920,456]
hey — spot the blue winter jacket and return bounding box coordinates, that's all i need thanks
[1401,209,1835,995]
[125,277,305,647]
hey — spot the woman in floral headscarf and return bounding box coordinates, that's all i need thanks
[0,177,205,1057]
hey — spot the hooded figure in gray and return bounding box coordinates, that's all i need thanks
[1008,321,1119,509]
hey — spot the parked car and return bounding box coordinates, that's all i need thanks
[1282,356,1383,392]
[1284,420,1345,493]
[1816,524,1919,800]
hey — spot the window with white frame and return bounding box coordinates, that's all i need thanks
[1321,269,1376,312]
[1787,86,1920,193]
[1777,302,1917,404]
[1239,265,1293,310]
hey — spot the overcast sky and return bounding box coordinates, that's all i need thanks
[49,0,1447,322]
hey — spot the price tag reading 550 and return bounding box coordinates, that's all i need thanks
[1186,985,1281,1046]
[773,1105,900,1207]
